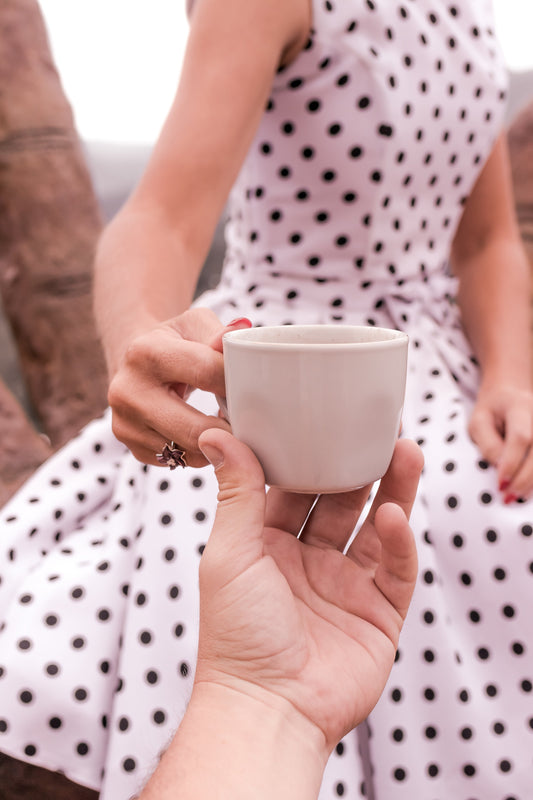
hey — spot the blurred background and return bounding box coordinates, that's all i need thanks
[38,0,533,220]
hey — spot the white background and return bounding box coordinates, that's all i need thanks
[38,0,533,145]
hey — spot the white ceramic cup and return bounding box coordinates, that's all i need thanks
[222,324,408,493]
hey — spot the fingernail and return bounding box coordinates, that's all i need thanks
[199,442,224,470]
[499,479,510,492]
[504,493,519,505]
[227,317,252,328]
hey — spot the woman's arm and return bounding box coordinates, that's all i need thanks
[451,132,533,499]
[94,0,311,374]
[92,0,311,466]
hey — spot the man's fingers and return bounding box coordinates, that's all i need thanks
[373,501,418,619]
[348,438,423,567]
[367,438,424,524]
[265,489,317,538]
[298,486,372,551]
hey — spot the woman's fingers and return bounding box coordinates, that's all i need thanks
[497,399,533,498]
[111,384,231,467]
[468,389,533,500]
[209,317,253,354]
[468,404,505,466]
[108,308,240,466]
[121,332,227,396]
[171,307,232,347]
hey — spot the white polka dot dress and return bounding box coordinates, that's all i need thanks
[2,2,532,798]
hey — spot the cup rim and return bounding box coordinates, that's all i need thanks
[223,324,409,350]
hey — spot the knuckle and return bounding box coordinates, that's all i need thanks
[179,414,225,460]
[131,447,155,467]
[199,353,220,388]
[511,429,531,449]
[107,375,125,411]
[107,371,134,413]
[181,415,206,452]
[175,307,222,341]
[123,335,165,375]
[188,350,221,392]
[110,414,130,447]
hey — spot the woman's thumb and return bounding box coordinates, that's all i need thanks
[209,317,252,354]
[198,428,267,578]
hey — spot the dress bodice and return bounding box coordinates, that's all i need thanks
[221,0,508,315]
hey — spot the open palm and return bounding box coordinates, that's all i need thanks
[196,430,423,751]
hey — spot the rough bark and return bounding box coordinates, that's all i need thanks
[0,380,51,507]
[0,0,107,460]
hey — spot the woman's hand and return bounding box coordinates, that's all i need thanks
[469,380,533,502]
[107,308,251,467]
[195,427,423,753]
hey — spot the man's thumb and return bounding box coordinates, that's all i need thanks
[198,428,267,578]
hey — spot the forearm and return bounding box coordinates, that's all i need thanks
[455,233,532,388]
[93,204,204,375]
[137,682,327,800]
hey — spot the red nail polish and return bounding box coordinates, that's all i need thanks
[504,493,518,505]
[499,479,510,492]
[227,317,252,328]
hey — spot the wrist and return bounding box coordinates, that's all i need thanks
[139,680,329,800]
[191,677,329,766]
[479,366,532,393]
[98,311,161,378]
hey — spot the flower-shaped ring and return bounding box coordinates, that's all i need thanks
[156,441,187,470]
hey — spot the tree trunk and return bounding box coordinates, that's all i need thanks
[0,381,52,506]
[0,0,107,459]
